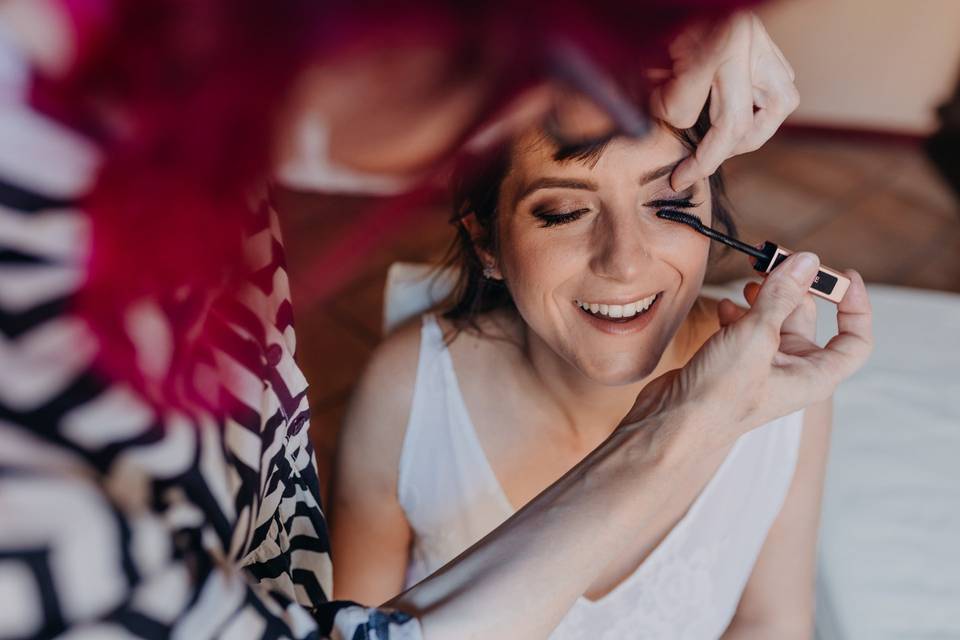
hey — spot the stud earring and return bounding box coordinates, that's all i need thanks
[482,265,497,279]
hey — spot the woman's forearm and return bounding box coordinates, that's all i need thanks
[389,408,717,639]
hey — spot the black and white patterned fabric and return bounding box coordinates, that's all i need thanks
[0,27,421,640]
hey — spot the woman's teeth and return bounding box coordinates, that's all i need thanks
[574,293,657,319]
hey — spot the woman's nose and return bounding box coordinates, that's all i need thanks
[588,210,654,283]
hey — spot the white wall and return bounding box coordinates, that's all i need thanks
[758,0,960,134]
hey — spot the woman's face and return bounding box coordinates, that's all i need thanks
[495,126,711,385]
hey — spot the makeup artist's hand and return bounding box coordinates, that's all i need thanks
[622,253,872,456]
[716,278,818,342]
[651,11,799,192]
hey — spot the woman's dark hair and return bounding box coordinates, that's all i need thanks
[440,105,737,334]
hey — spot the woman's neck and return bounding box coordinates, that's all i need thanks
[519,314,698,445]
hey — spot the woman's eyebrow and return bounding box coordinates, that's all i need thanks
[514,177,598,206]
[515,158,688,206]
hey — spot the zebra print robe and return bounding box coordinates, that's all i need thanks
[0,28,420,640]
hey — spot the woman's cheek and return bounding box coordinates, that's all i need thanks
[501,221,584,280]
[675,235,711,291]
[636,225,710,298]
[678,236,711,282]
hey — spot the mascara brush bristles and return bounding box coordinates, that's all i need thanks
[655,209,767,261]
[656,209,706,229]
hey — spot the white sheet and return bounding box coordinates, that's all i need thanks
[814,285,960,640]
[699,281,960,640]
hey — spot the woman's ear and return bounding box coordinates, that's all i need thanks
[461,212,503,280]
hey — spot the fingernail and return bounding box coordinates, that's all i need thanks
[788,252,818,281]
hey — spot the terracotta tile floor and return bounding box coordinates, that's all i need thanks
[275,132,960,498]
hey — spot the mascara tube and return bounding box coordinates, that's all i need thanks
[753,242,851,304]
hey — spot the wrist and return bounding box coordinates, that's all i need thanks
[618,403,706,472]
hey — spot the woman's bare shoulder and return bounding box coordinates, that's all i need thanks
[331,317,427,539]
[338,316,424,464]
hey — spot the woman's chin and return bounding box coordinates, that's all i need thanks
[577,355,662,387]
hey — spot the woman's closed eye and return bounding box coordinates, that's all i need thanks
[530,191,701,228]
[532,206,592,228]
[644,185,701,211]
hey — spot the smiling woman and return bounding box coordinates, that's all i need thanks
[440,108,737,384]
[446,112,736,312]
[459,129,717,385]
[329,109,833,638]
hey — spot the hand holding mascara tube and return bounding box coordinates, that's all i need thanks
[656,209,851,304]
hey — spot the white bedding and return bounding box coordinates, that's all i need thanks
[814,285,959,640]
[386,264,960,640]
[701,281,960,640]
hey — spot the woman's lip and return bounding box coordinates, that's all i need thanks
[575,292,662,335]
[574,291,661,307]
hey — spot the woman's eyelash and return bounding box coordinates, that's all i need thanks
[534,207,591,227]
[646,197,698,209]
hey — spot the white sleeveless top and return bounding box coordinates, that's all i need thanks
[398,314,805,639]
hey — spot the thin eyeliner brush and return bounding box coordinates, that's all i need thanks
[656,209,851,304]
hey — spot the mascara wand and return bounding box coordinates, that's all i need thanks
[657,210,768,261]
[656,209,851,304]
